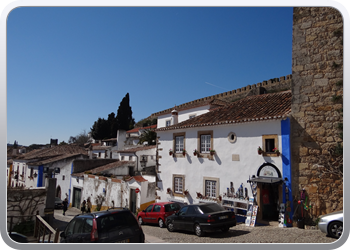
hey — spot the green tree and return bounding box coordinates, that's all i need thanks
[90,117,110,140]
[138,129,157,145]
[115,93,135,131]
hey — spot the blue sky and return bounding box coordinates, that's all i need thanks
[7,7,293,146]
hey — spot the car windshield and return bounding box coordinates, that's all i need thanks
[164,203,181,212]
[198,203,225,214]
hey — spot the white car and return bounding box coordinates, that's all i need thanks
[318,210,343,239]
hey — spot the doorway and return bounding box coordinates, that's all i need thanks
[72,187,82,209]
[260,183,280,221]
[129,189,137,213]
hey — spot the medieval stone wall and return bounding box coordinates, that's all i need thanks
[291,7,343,216]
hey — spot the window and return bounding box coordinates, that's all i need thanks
[173,132,186,156]
[197,131,213,158]
[189,114,196,119]
[175,136,184,153]
[172,174,185,196]
[265,139,275,153]
[145,205,153,212]
[205,180,217,198]
[121,156,125,160]
[200,135,211,153]
[174,177,183,194]
[129,156,133,161]
[262,135,279,156]
[166,120,171,127]
[153,205,161,212]
[203,177,219,198]
[228,132,237,143]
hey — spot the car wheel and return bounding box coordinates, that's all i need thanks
[221,226,230,232]
[328,221,343,239]
[138,217,144,225]
[167,220,175,232]
[194,223,205,237]
[158,218,165,228]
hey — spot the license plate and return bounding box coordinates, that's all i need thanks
[116,239,130,243]
[219,216,228,220]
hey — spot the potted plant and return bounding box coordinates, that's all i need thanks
[193,149,199,156]
[209,148,216,155]
[182,149,187,156]
[184,189,189,196]
[169,149,173,156]
[273,148,280,156]
[258,146,263,155]
[167,188,172,194]
[196,192,203,199]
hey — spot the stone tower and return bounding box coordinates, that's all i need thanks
[291,7,343,216]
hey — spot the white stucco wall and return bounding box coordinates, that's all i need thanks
[157,105,210,128]
[157,120,284,204]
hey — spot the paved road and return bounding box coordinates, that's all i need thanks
[140,222,339,244]
[53,208,338,244]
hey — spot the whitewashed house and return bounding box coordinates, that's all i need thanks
[11,145,88,202]
[126,124,157,146]
[155,91,293,226]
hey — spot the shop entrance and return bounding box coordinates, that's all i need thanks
[260,182,280,221]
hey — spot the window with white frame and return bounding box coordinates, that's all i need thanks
[166,120,171,127]
[205,180,217,198]
[173,174,185,195]
[200,135,211,153]
[175,136,184,153]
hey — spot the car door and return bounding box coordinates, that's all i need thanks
[152,205,161,224]
[182,206,197,231]
[173,206,188,230]
[143,204,154,223]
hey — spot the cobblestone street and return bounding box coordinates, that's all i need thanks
[141,223,338,244]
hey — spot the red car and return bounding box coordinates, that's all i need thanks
[137,202,182,228]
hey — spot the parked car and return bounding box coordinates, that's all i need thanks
[137,202,182,228]
[166,203,236,237]
[60,208,145,243]
[318,210,343,239]
[54,197,63,209]
[9,232,28,243]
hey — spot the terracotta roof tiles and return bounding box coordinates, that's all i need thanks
[156,91,292,131]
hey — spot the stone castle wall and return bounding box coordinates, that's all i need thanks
[152,75,292,117]
[291,7,343,216]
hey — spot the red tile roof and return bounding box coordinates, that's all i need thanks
[156,91,292,131]
[72,160,135,177]
[116,145,157,153]
[125,175,148,183]
[18,145,87,160]
[127,124,157,133]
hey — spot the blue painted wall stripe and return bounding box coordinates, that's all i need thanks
[37,165,44,187]
[281,117,293,226]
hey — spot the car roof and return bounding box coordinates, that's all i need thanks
[74,208,131,219]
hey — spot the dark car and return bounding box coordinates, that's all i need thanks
[55,197,63,209]
[137,202,182,228]
[166,203,236,237]
[60,208,145,243]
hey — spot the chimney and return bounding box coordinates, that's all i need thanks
[117,130,126,150]
[50,139,58,147]
[171,106,178,125]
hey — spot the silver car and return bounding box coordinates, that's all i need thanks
[318,210,343,239]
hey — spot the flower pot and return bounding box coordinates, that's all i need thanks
[258,150,263,155]
[276,152,280,156]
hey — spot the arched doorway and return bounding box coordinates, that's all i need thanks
[250,163,283,223]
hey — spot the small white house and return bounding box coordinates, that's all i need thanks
[155,91,293,226]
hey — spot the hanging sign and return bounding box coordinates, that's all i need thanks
[135,188,140,193]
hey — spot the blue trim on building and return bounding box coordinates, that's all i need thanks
[281,117,293,227]
[37,165,44,187]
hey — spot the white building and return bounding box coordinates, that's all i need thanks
[155,91,293,226]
